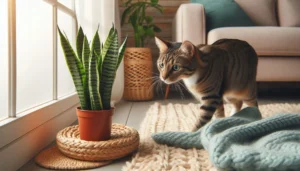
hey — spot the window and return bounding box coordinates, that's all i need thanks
[0,0,8,121]
[57,10,76,98]
[58,0,73,9]
[0,0,77,121]
[16,0,53,113]
[0,2,121,170]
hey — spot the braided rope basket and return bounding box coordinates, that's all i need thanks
[123,48,153,101]
[56,124,139,161]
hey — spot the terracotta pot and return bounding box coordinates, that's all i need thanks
[76,107,113,141]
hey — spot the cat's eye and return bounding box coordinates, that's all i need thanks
[173,65,180,71]
[159,63,164,68]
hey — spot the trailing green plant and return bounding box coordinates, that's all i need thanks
[58,25,127,110]
[121,0,163,47]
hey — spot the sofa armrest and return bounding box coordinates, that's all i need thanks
[172,4,206,45]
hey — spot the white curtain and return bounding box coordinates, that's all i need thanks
[75,0,124,104]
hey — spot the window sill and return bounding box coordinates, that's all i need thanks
[0,93,79,149]
[0,93,79,171]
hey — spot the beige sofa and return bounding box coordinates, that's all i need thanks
[172,0,300,81]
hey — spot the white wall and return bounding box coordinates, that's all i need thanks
[76,0,124,104]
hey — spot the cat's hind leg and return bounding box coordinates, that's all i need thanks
[226,98,243,116]
[243,84,258,107]
[214,100,225,118]
[243,97,258,107]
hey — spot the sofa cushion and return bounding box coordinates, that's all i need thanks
[207,27,300,56]
[278,0,300,27]
[235,0,278,26]
[191,0,255,32]
[257,57,300,81]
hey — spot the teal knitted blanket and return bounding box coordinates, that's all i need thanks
[152,107,300,171]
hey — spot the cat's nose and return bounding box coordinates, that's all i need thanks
[160,76,171,84]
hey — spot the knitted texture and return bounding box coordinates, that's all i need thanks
[123,102,300,171]
[153,107,300,171]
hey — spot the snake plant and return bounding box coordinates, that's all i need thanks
[58,25,127,110]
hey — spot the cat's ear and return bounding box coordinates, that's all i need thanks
[180,41,195,57]
[155,37,169,53]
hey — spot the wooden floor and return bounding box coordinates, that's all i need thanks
[19,92,300,171]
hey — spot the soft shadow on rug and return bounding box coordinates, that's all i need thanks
[123,103,300,171]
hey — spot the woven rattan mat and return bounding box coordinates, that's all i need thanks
[123,102,300,171]
[35,123,139,170]
[57,123,139,161]
[35,146,111,170]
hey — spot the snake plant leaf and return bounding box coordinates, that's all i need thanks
[82,35,91,109]
[91,30,101,62]
[76,27,84,63]
[88,49,103,110]
[58,27,90,110]
[82,36,90,71]
[101,25,115,62]
[90,30,103,82]
[98,41,102,65]
[99,43,104,76]
[95,51,102,85]
[100,27,118,110]
[117,36,128,69]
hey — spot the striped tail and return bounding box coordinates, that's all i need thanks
[152,130,203,149]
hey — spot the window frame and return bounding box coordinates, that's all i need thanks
[0,0,79,148]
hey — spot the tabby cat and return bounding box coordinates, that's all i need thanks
[155,37,258,127]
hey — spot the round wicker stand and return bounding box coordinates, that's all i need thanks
[123,47,153,101]
[56,123,139,161]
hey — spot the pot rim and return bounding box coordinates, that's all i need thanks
[76,107,115,112]
[125,47,151,50]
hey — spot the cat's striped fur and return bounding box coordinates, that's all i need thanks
[155,37,258,127]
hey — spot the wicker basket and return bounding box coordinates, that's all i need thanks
[123,47,153,101]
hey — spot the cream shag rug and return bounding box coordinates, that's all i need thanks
[123,102,300,171]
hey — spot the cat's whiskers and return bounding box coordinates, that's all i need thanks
[159,81,164,96]
[177,81,189,92]
[155,78,162,95]
[153,76,165,96]
[145,76,159,81]
[174,83,185,99]
[148,76,160,95]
